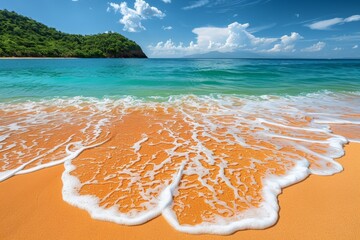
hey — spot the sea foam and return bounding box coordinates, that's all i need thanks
[0,92,359,234]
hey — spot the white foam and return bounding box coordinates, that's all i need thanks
[0,133,10,142]
[162,159,310,235]
[1,92,359,235]
[314,119,360,124]
[62,159,186,225]
[0,138,108,181]
[132,134,149,152]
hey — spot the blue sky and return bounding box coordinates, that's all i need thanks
[1,0,360,58]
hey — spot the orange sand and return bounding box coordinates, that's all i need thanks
[3,106,339,227]
[71,108,294,224]
[0,143,359,240]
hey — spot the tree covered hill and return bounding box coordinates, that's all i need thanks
[0,10,147,58]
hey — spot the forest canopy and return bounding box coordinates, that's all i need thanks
[0,9,147,58]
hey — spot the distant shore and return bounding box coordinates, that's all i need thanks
[0,57,147,59]
[0,57,81,59]
[0,143,359,240]
[0,10,147,59]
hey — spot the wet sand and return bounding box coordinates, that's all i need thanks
[0,143,359,240]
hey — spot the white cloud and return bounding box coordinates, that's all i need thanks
[108,0,165,32]
[162,0,171,3]
[183,0,209,10]
[345,15,360,22]
[266,32,302,53]
[71,0,79,2]
[149,22,302,57]
[333,47,342,51]
[308,15,360,30]
[353,45,359,49]
[308,18,343,30]
[325,34,360,42]
[301,41,326,52]
[109,3,121,12]
[149,40,199,57]
[162,26,173,30]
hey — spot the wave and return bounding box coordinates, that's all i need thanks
[0,92,359,234]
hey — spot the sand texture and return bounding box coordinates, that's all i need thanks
[0,143,359,240]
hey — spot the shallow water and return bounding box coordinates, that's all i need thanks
[1,59,360,100]
[0,59,359,234]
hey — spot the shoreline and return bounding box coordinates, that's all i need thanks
[2,57,360,60]
[0,143,359,240]
[0,57,81,60]
[0,57,80,59]
[0,57,148,60]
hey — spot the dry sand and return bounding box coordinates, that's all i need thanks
[0,143,359,240]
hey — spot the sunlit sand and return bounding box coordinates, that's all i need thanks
[1,93,359,235]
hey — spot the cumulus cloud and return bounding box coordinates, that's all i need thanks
[333,47,342,51]
[149,22,302,57]
[108,0,165,32]
[353,45,359,49]
[308,15,360,30]
[162,0,171,3]
[266,32,302,53]
[301,41,326,52]
[149,40,199,57]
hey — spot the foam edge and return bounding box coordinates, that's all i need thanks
[161,158,311,235]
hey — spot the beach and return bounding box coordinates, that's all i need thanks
[1,0,360,236]
[0,59,360,238]
[0,143,359,240]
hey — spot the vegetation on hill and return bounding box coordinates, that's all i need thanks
[0,9,147,58]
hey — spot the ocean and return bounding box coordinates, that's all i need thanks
[0,59,359,234]
[1,59,360,100]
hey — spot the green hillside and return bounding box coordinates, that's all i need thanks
[0,10,147,58]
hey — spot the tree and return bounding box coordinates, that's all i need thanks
[0,9,147,58]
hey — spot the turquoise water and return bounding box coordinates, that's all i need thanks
[1,59,360,100]
[1,59,360,234]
